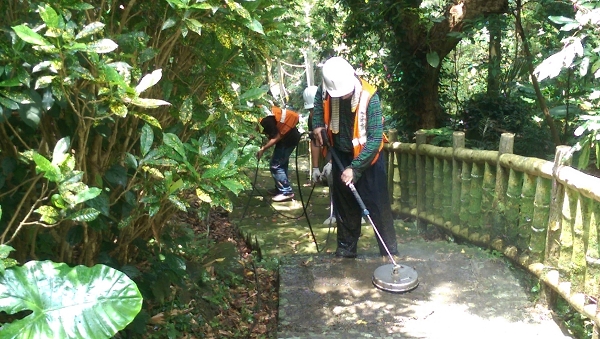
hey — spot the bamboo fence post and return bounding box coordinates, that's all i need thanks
[433,157,443,222]
[569,193,587,304]
[558,187,576,284]
[491,133,514,250]
[505,169,524,248]
[458,156,472,239]
[425,151,434,219]
[451,132,465,227]
[468,162,484,243]
[400,149,411,212]
[442,156,453,226]
[530,177,552,263]
[546,146,571,266]
[590,201,600,339]
[542,145,571,307]
[583,199,599,296]
[387,129,398,202]
[416,130,427,232]
[518,173,536,263]
[481,161,496,243]
[407,151,417,212]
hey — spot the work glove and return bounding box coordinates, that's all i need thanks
[320,162,333,185]
[311,167,321,184]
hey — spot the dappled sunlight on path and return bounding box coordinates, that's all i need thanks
[231,157,573,339]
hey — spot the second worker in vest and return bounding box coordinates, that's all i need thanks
[311,56,398,259]
[257,105,301,202]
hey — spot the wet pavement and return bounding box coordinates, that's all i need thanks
[232,159,574,339]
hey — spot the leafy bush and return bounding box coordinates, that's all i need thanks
[0,1,291,336]
[0,0,282,267]
[461,93,536,150]
[533,0,600,169]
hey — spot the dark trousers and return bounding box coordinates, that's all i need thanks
[270,142,296,194]
[332,150,398,256]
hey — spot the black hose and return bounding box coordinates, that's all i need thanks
[293,139,319,252]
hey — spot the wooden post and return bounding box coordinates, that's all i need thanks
[451,132,465,227]
[491,133,514,248]
[416,130,427,233]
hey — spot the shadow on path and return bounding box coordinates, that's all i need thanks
[231,160,573,339]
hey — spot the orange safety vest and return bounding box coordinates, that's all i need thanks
[270,106,299,135]
[322,78,386,164]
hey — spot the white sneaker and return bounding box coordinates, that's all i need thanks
[323,216,336,224]
[272,193,294,202]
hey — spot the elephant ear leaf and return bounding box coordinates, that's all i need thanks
[0,260,143,339]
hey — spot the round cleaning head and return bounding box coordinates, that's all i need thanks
[372,264,419,293]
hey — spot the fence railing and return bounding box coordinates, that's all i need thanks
[385,130,600,331]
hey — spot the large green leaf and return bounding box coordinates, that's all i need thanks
[84,39,118,53]
[52,137,71,165]
[426,51,439,68]
[140,124,154,157]
[76,22,105,40]
[67,208,101,222]
[163,133,186,159]
[38,4,63,29]
[33,153,62,182]
[0,261,143,339]
[12,25,52,46]
[135,69,163,95]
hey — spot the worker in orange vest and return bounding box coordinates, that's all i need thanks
[312,56,398,258]
[257,105,301,202]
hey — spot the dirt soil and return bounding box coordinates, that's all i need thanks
[181,207,280,338]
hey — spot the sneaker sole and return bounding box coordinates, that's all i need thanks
[272,195,294,202]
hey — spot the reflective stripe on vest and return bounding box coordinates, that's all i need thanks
[323,78,384,164]
[271,106,299,135]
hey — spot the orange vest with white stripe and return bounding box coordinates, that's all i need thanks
[323,79,385,163]
[270,106,299,135]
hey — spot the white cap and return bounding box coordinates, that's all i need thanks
[303,86,319,109]
[322,57,356,97]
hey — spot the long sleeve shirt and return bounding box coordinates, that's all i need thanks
[311,85,384,180]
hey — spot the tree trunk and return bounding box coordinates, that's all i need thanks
[487,14,502,97]
[514,0,562,146]
[381,0,509,132]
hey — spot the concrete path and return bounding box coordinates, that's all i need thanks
[232,159,574,339]
[277,241,573,339]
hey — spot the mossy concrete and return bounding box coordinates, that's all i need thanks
[231,158,573,339]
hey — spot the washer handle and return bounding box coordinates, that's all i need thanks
[320,129,369,217]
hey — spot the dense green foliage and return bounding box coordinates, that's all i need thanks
[0,0,598,337]
[0,0,290,264]
[0,0,296,336]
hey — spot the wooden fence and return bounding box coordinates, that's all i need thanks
[385,130,600,334]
